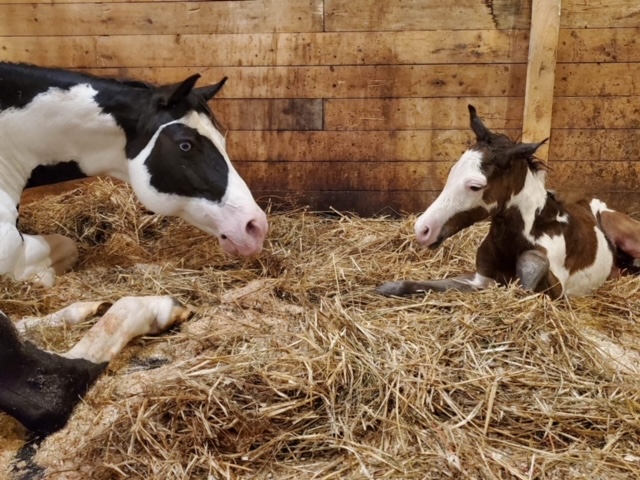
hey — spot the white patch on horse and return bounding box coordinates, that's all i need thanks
[0,85,127,201]
[506,169,547,244]
[564,227,613,296]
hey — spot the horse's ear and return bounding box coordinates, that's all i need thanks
[194,77,228,102]
[507,138,549,160]
[156,74,201,108]
[469,105,491,142]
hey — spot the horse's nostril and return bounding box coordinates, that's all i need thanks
[246,220,259,236]
[423,227,430,237]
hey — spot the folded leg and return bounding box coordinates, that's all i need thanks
[598,209,640,270]
[376,272,495,297]
[15,301,112,333]
[0,296,193,436]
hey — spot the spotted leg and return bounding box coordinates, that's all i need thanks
[376,273,496,297]
[1,220,78,287]
[64,296,194,364]
[0,296,193,436]
[15,301,112,333]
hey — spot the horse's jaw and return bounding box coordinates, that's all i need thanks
[416,205,490,249]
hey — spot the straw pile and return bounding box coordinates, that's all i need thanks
[2,178,640,480]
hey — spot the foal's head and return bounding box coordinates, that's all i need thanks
[127,74,267,256]
[414,105,547,248]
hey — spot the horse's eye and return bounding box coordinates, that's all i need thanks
[179,141,192,152]
[469,185,483,192]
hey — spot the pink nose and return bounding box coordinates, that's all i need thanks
[416,225,430,244]
[246,217,268,243]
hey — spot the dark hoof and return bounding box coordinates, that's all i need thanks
[375,281,409,297]
[95,301,113,316]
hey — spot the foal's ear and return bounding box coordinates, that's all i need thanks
[507,138,549,159]
[156,74,201,108]
[468,105,491,142]
[194,77,228,102]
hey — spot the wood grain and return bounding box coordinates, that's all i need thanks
[234,161,640,192]
[226,129,640,162]
[521,0,561,160]
[0,0,322,36]
[0,30,529,68]
[8,28,640,67]
[78,64,527,99]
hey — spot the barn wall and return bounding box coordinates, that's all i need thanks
[2,0,640,215]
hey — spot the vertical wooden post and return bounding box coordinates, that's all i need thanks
[522,0,562,162]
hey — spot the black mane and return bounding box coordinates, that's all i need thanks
[479,131,547,173]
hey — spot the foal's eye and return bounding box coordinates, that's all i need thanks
[469,185,483,192]
[179,141,192,152]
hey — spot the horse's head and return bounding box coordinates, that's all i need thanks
[127,74,267,256]
[414,105,547,248]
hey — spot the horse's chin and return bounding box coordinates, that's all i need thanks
[428,238,445,250]
[219,237,263,257]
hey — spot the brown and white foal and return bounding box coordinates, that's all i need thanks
[378,105,640,299]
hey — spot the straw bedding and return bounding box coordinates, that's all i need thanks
[1,179,640,479]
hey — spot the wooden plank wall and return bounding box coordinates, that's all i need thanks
[2,0,640,215]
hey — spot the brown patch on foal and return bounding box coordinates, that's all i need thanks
[562,201,600,274]
[438,206,489,246]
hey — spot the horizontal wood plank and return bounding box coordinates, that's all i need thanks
[0,30,530,68]
[215,99,323,131]
[0,0,322,36]
[325,0,640,31]
[6,29,640,67]
[323,97,640,130]
[324,97,526,130]
[557,28,640,63]
[80,65,527,99]
[3,59,636,100]
[561,1,640,29]
[225,129,640,162]
[325,0,530,31]
[555,63,640,96]
[235,161,640,192]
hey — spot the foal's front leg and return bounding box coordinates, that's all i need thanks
[376,272,496,297]
[1,220,78,287]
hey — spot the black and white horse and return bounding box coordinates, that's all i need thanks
[0,61,267,287]
[0,62,267,435]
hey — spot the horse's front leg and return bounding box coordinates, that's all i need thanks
[1,221,78,287]
[376,272,496,297]
[15,300,112,333]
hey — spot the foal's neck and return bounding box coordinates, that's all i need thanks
[497,165,548,228]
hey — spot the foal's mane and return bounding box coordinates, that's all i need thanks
[484,131,547,173]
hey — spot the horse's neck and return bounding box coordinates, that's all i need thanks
[493,168,548,234]
[0,79,148,202]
